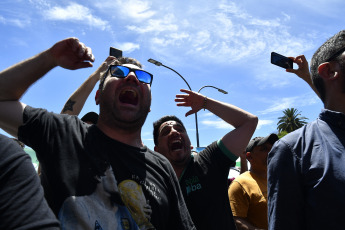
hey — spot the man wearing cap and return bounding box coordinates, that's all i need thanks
[228,133,278,230]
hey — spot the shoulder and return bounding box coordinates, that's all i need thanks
[232,172,254,185]
[0,134,28,165]
[272,120,318,157]
[145,147,175,169]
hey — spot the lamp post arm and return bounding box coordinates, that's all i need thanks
[161,64,192,91]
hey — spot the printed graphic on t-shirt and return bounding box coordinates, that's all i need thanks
[184,176,202,195]
[58,166,155,230]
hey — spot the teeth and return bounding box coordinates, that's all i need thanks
[120,89,137,97]
[172,140,181,144]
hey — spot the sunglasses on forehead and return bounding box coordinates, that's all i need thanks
[108,65,153,85]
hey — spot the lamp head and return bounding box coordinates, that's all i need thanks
[218,89,228,94]
[148,58,162,66]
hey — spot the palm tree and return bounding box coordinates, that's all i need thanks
[277,108,308,133]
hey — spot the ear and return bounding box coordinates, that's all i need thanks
[154,146,158,152]
[95,90,100,105]
[190,145,194,150]
[318,62,339,81]
[246,152,252,160]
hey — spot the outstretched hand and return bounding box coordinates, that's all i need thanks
[48,37,95,70]
[175,89,205,117]
[286,55,311,82]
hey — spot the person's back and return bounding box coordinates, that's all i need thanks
[268,30,345,229]
[0,134,60,229]
[268,111,345,229]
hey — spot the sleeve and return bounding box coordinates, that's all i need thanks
[18,106,82,163]
[199,141,237,175]
[228,180,249,217]
[0,135,60,229]
[267,139,305,230]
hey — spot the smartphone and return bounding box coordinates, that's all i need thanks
[110,47,122,58]
[271,52,293,69]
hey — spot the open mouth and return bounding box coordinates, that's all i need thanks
[119,89,138,106]
[170,140,183,151]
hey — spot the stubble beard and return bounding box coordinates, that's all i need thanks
[101,98,150,133]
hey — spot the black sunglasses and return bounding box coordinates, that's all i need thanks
[107,65,153,85]
[325,46,345,62]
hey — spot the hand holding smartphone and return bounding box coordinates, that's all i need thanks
[110,47,122,58]
[271,52,293,69]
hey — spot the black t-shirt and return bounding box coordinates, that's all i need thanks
[18,106,195,230]
[0,134,60,230]
[179,141,237,230]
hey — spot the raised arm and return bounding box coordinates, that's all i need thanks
[0,37,95,137]
[175,89,258,157]
[286,55,321,99]
[61,56,115,115]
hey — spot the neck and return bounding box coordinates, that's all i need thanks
[324,97,345,114]
[96,122,143,148]
[174,165,186,179]
[250,167,267,178]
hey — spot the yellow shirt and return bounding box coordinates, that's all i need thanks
[228,171,267,229]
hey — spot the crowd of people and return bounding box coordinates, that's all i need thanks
[0,29,344,230]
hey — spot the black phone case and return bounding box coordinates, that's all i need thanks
[110,47,122,58]
[271,52,293,69]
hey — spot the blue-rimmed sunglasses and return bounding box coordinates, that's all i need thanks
[108,65,153,85]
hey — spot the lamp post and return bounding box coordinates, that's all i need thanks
[148,58,200,147]
[147,58,228,148]
[198,85,228,94]
[195,85,228,150]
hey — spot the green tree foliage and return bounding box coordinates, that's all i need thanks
[277,130,288,139]
[277,108,308,133]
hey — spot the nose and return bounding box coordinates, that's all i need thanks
[124,71,140,84]
[170,127,181,136]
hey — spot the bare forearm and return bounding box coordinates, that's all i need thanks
[0,50,55,101]
[60,56,114,115]
[61,72,99,115]
[204,97,257,128]
[204,98,258,156]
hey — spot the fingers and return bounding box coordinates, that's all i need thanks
[185,110,194,117]
[180,89,191,94]
[76,42,95,62]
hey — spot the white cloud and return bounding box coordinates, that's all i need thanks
[201,119,234,130]
[0,15,31,28]
[94,0,155,21]
[119,42,140,53]
[257,119,274,130]
[127,14,178,34]
[43,2,109,30]
[123,1,315,65]
[259,93,319,115]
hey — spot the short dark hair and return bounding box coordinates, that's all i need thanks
[98,57,142,91]
[153,115,186,146]
[81,111,98,124]
[310,30,345,102]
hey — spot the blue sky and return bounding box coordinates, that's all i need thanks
[0,0,343,150]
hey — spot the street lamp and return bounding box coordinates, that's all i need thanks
[196,85,227,149]
[148,58,200,147]
[198,85,228,94]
